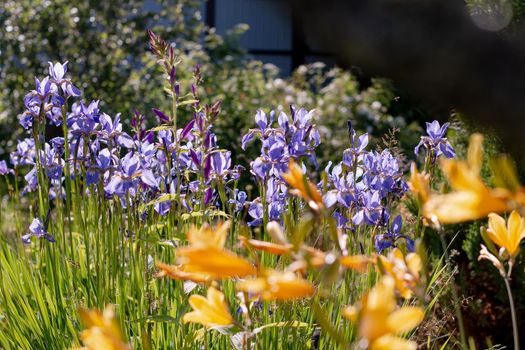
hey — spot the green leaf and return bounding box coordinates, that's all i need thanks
[149,125,173,132]
[140,194,178,211]
[178,99,199,106]
[253,321,310,334]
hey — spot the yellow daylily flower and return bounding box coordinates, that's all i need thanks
[183,287,234,328]
[282,159,324,212]
[378,248,421,299]
[176,246,256,279]
[77,305,130,350]
[424,133,512,224]
[236,269,315,301]
[186,221,230,249]
[167,221,256,280]
[407,162,430,203]
[340,254,376,273]
[155,261,211,283]
[486,210,525,258]
[343,276,424,350]
[239,236,293,255]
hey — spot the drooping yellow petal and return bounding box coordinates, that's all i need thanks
[186,221,230,249]
[343,276,424,348]
[507,210,524,256]
[424,190,508,224]
[155,261,211,283]
[487,213,512,253]
[386,307,424,333]
[378,249,421,299]
[78,305,130,350]
[340,255,374,273]
[371,335,418,350]
[239,236,292,255]
[237,270,315,301]
[405,253,422,278]
[407,162,430,202]
[341,305,358,322]
[183,287,233,327]
[176,247,256,279]
[366,276,396,314]
[467,133,484,175]
[282,159,324,211]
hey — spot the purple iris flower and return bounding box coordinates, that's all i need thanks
[21,218,55,244]
[415,120,455,159]
[48,61,81,97]
[86,149,113,185]
[211,151,232,181]
[342,133,368,168]
[374,215,414,253]
[0,160,12,175]
[242,106,321,226]
[352,191,383,225]
[229,190,247,212]
[105,153,158,197]
[23,167,38,194]
[10,139,35,170]
[247,201,264,227]
[68,100,100,137]
[99,113,134,148]
[43,144,64,181]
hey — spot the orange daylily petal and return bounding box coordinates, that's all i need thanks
[78,305,130,350]
[176,247,256,278]
[372,335,418,350]
[507,210,524,256]
[377,249,421,299]
[386,307,424,333]
[282,159,324,211]
[486,211,525,258]
[467,133,483,174]
[340,255,373,272]
[344,276,424,348]
[186,221,230,249]
[155,261,211,283]
[407,162,430,202]
[239,236,292,255]
[237,270,315,301]
[183,287,233,327]
[424,190,508,224]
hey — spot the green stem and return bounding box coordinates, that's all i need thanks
[503,275,519,350]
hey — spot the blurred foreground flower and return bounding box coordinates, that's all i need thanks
[155,261,210,283]
[424,134,523,224]
[343,276,424,350]
[237,269,315,301]
[407,162,429,203]
[77,305,130,350]
[239,236,292,255]
[282,159,324,212]
[158,221,256,280]
[378,248,422,299]
[340,254,375,273]
[183,287,234,327]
